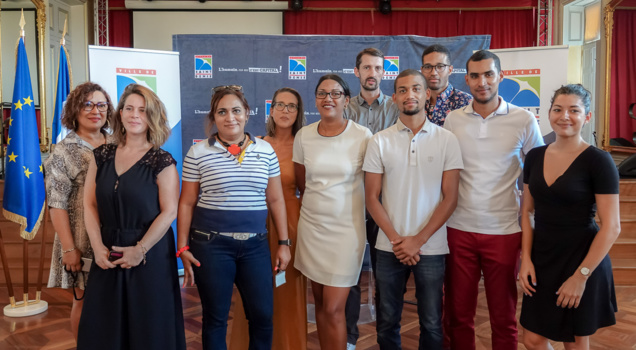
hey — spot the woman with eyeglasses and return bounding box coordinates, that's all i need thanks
[78,84,185,349]
[229,87,308,350]
[44,82,115,341]
[177,85,291,349]
[293,75,372,349]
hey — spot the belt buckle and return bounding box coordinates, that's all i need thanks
[233,233,250,240]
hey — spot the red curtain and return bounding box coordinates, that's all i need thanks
[109,10,132,47]
[284,9,535,49]
[610,9,636,142]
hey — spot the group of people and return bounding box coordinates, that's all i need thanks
[43,44,620,350]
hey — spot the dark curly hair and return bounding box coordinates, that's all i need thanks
[61,82,114,132]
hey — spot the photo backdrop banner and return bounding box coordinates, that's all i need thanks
[173,34,490,160]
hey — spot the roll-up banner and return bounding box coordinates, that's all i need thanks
[174,34,491,160]
[491,45,569,138]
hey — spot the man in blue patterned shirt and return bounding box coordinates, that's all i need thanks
[421,44,472,126]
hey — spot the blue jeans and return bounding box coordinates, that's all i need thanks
[190,231,273,350]
[376,250,445,350]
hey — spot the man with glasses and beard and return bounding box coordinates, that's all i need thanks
[420,44,472,126]
[344,47,399,350]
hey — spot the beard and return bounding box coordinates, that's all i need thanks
[472,88,499,105]
[361,78,378,91]
[402,107,421,116]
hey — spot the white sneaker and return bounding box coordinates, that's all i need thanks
[346,343,356,350]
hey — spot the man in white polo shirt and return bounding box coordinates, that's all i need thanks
[442,50,544,350]
[364,69,463,350]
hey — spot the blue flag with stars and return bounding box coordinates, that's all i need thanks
[51,45,71,144]
[2,37,46,240]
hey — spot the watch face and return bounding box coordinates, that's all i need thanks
[581,267,590,276]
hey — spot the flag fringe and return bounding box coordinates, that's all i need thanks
[2,201,46,241]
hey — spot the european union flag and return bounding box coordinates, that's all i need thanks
[51,45,71,144]
[2,37,46,240]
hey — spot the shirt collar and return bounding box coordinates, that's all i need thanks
[396,116,431,134]
[63,130,109,150]
[438,83,454,100]
[463,96,509,116]
[355,90,387,107]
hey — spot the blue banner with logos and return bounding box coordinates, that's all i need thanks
[173,34,490,160]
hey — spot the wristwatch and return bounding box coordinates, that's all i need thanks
[278,239,292,246]
[580,267,590,277]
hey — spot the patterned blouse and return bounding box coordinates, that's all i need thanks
[45,131,114,289]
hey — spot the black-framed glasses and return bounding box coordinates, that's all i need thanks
[272,102,298,112]
[316,91,344,99]
[421,64,450,73]
[83,101,109,112]
[212,85,243,94]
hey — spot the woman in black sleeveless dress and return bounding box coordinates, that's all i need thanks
[77,84,185,350]
[519,84,620,350]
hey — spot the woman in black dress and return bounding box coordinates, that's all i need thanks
[78,84,186,350]
[519,84,621,350]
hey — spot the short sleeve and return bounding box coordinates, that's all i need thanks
[149,149,177,179]
[362,134,384,174]
[93,144,116,168]
[443,133,464,171]
[182,145,201,183]
[292,127,305,165]
[266,145,281,178]
[591,149,619,194]
[44,150,72,210]
[522,115,545,155]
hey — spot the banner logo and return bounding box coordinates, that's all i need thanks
[500,69,541,108]
[265,100,272,121]
[289,56,306,80]
[116,68,157,99]
[195,55,213,79]
[383,56,399,80]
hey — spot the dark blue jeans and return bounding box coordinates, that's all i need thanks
[376,250,445,350]
[190,232,273,350]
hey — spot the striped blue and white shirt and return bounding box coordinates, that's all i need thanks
[183,134,280,233]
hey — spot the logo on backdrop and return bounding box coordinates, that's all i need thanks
[500,69,541,116]
[383,56,399,80]
[265,100,272,121]
[195,55,213,79]
[116,68,157,99]
[289,56,307,80]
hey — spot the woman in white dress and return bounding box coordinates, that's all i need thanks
[293,74,372,349]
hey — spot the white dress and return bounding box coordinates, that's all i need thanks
[292,121,372,287]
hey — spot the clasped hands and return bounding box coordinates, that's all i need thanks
[93,244,144,270]
[519,258,587,309]
[391,236,424,266]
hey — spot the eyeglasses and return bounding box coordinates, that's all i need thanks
[83,101,109,112]
[421,64,450,73]
[212,85,243,94]
[272,102,298,113]
[316,91,345,99]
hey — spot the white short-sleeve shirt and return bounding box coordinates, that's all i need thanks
[443,97,544,235]
[363,118,464,255]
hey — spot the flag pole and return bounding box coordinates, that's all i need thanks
[35,205,49,302]
[0,229,16,307]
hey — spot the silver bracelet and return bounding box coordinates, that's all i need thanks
[61,247,76,254]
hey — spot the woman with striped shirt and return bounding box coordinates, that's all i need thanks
[177,85,291,350]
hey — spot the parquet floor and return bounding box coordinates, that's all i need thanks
[1,278,635,349]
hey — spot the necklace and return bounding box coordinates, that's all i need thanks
[216,133,247,155]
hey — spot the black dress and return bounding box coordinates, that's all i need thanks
[519,145,619,342]
[77,144,186,350]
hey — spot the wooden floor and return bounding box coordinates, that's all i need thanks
[1,279,636,350]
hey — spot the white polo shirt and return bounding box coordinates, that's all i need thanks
[443,97,544,235]
[363,118,464,255]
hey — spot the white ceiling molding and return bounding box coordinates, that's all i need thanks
[124,0,288,10]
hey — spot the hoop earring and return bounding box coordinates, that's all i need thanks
[73,120,78,130]
[121,127,126,135]
[104,119,111,130]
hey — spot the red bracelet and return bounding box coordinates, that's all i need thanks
[176,246,190,258]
